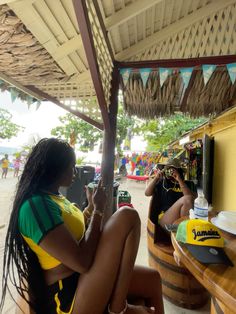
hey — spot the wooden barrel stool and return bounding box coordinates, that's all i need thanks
[211,297,234,314]
[147,217,209,309]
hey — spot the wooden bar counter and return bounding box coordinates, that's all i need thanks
[171,217,236,314]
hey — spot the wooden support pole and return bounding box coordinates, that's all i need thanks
[73,0,119,218]
[101,66,119,221]
[72,0,110,131]
[93,0,114,61]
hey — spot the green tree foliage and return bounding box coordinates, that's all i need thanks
[50,107,139,152]
[140,114,207,151]
[0,108,24,139]
[116,106,137,151]
[51,113,103,152]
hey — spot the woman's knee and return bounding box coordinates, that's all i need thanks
[114,206,141,228]
[181,195,194,208]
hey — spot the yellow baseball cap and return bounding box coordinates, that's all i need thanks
[176,219,233,266]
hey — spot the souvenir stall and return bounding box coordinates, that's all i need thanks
[184,139,203,188]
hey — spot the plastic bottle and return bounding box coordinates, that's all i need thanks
[193,189,208,220]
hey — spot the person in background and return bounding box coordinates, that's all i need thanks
[145,158,196,230]
[1,154,9,179]
[1,138,164,314]
[13,157,21,177]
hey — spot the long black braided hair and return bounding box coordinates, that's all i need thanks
[0,138,75,313]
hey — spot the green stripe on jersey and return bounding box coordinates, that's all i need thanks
[18,194,63,244]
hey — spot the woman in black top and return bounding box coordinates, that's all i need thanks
[145,158,196,229]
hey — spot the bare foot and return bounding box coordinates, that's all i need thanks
[126,304,154,314]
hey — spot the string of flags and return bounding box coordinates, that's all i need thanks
[0,79,41,108]
[120,63,236,89]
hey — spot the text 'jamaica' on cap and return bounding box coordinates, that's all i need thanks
[176,219,233,266]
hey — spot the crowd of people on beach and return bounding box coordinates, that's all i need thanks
[0,154,24,179]
[115,152,167,176]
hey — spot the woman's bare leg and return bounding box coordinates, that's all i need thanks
[128,266,164,314]
[159,195,193,227]
[72,207,153,314]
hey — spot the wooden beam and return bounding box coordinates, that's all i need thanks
[115,0,236,60]
[69,70,91,83]
[54,35,84,61]
[0,0,19,4]
[93,0,114,60]
[117,55,236,69]
[0,72,43,101]
[72,0,110,131]
[105,0,163,30]
[26,85,104,131]
[101,65,119,221]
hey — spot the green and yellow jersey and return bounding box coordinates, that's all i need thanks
[18,193,85,270]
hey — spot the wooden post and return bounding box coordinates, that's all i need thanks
[73,0,119,218]
[101,66,119,222]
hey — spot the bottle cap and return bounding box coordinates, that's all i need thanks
[197,188,204,196]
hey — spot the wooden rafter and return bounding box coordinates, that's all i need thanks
[26,85,104,131]
[72,0,111,131]
[104,0,163,30]
[93,0,114,61]
[0,0,18,4]
[115,0,236,60]
[53,35,83,62]
[118,55,236,69]
[69,70,91,83]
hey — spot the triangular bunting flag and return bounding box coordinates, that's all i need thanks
[202,65,216,85]
[35,100,41,110]
[26,95,34,106]
[139,68,152,86]
[226,63,236,84]
[10,88,19,103]
[180,68,193,89]
[120,68,131,86]
[159,68,172,87]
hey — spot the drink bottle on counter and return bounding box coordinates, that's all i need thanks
[193,189,208,220]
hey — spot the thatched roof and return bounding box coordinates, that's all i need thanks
[0,0,236,122]
[123,66,236,118]
[0,5,67,85]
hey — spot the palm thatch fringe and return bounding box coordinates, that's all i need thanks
[122,66,236,119]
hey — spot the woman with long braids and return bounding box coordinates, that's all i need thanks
[1,138,164,314]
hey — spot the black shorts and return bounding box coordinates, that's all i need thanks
[47,272,79,314]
